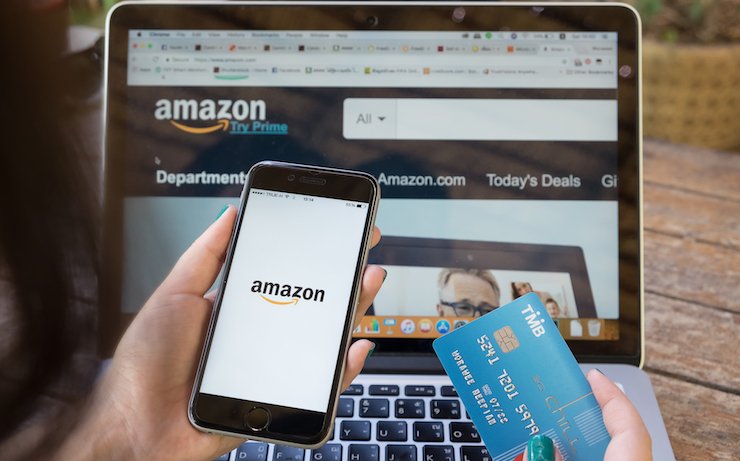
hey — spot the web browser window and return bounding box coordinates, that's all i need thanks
[123,30,620,342]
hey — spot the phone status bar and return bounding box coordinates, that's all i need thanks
[251,188,367,209]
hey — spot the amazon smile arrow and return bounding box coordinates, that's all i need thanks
[170,119,230,134]
[260,295,300,306]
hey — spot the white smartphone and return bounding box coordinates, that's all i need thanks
[189,161,379,447]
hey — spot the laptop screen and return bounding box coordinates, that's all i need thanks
[104,4,641,365]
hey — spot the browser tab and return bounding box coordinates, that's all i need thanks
[127,29,617,89]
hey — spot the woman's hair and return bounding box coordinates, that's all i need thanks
[510,281,533,299]
[0,2,99,452]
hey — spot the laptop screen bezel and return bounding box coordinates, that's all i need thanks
[101,2,642,369]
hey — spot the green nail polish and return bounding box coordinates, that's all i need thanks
[215,204,229,220]
[527,435,555,461]
[366,343,376,359]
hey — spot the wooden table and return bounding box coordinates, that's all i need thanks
[642,139,740,460]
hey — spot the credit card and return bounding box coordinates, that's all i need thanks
[433,293,609,461]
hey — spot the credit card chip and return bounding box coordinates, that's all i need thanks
[494,326,519,353]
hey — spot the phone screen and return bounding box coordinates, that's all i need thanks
[200,187,371,413]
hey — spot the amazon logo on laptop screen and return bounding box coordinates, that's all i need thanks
[153,98,288,135]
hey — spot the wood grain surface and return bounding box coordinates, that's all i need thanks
[643,140,740,460]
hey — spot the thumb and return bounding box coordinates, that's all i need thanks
[155,205,237,298]
[587,369,652,461]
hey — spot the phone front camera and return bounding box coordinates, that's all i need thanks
[366,15,379,27]
[287,174,295,181]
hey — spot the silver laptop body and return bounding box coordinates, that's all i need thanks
[102,2,674,459]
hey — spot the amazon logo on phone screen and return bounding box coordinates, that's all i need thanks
[200,187,366,411]
[251,280,326,305]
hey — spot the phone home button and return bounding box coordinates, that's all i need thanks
[245,407,270,431]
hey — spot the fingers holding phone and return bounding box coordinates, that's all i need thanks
[342,261,386,390]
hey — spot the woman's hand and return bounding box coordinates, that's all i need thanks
[587,369,652,461]
[57,205,385,461]
[519,369,652,461]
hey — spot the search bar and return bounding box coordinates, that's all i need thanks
[342,98,617,141]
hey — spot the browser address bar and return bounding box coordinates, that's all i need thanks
[342,98,617,141]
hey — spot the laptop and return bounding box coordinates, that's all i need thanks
[102,2,675,460]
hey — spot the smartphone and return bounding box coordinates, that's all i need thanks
[189,161,380,447]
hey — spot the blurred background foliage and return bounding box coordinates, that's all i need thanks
[629,0,740,43]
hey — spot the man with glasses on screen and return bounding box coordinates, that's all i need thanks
[436,268,501,318]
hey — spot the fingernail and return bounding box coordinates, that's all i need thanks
[382,269,388,282]
[215,204,229,220]
[594,368,604,375]
[527,435,555,461]
[366,342,376,359]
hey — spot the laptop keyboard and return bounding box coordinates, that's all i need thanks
[215,374,626,461]
[215,382,489,461]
